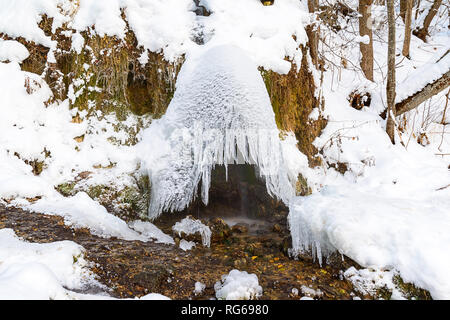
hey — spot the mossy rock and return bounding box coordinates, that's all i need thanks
[392,275,432,300]
[296,174,312,196]
[260,45,327,168]
[56,182,77,197]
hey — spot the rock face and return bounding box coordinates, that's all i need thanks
[261,46,327,168]
[1,14,182,119]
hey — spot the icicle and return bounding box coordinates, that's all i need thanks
[140,45,304,219]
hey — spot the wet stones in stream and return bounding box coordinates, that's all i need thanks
[0,205,367,300]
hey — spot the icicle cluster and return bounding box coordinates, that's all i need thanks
[139,45,301,219]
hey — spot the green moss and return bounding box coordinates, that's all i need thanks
[87,184,110,199]
[259,47,327,169]
[118,174,151,219]
[393,275,432,300]
[296,174,312,196]
[61,31,181,121]
[375,286,393,300]
[56,182,76,197]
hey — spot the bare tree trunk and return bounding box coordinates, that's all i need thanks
[413,0,442,42]
[386,0,396,144]
[402,0,413,58]
[359,0,374,81]
[414,0,421,21]
[306,0,319,68]
[400,0,407,22]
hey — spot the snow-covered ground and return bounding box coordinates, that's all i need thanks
[0,0,449,299]
[0,228,172,300]
[0,228,102,299]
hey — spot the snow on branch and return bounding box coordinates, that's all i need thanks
[380,50,450,118]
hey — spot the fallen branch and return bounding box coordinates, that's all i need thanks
[380,69,450,118]
[395,70,450,116]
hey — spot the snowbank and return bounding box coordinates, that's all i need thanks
[289,178,450,299]
[71,0,196,61]
[214,269,262,300]
[0,40,29,63]
[0,61,141,200]
[128,220,175,245]
[198,0,308,73]
[396,48,450,103]
[25,192,173,243]
[0,228,97,299]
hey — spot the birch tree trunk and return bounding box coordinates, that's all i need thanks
[359,0,374,81]
[386,0,396,144]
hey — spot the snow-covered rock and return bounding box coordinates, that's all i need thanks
[172,216,211,247]
[214,269,262,300]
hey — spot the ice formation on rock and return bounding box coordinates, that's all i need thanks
[214,269,262,300]
[172,216,211,247]
[140,45,302,219]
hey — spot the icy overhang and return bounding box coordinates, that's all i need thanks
[139,45,305,219]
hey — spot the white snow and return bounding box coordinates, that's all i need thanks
[194,281,206,295]
[197,0,308,73]
[284,3,450,299]
[0,228,101,300]
[344,267,406,300]
[0,0,449,301]
[300,285,323,298]
[214,269,263,300]
[396,48,450,103]
[179,239,196,252]
[138,293,171,300]
[0,40,29,63]
[172,216,211,248]
[26,192,145,240]
[24,192,174,244]
[128,220,174,245]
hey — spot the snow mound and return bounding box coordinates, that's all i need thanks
[139,45,303,218]
[0,228,98,299]
[198,0,308,73]
[26,192,172,243]
[172,216,211,247]
[214,269,263,300]
[194,281,206,295]
[138,293,171,300]
[128,220,174,245]
[0,40,29,63]
[288,185,450,299]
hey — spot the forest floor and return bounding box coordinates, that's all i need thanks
[0,205,367,300]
